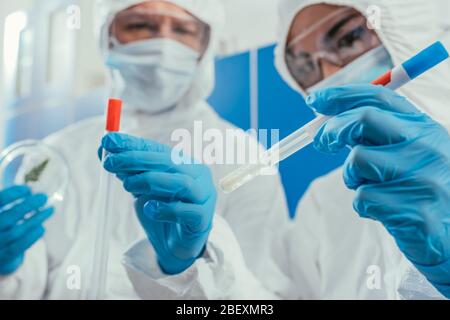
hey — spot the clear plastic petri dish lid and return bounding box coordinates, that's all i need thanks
[0,140,70,206]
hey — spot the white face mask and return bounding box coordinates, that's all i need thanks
[307,45,394,93]
[106,38,200,113]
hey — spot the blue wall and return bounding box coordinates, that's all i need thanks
[209,51,251,131]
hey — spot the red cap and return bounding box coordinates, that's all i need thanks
[106,98,122,132]
[371,70,392,86]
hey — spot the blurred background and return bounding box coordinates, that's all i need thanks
[0,0,349,217]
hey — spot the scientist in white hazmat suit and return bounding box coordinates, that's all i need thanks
[116,0,450,300]
[272,0,450,299]
[0,0,291,299]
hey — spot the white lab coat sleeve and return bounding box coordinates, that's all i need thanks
[397,263,448,300]
[286,185,324,299]
[122,215,279,300]
[0,239,48,299]
[213,170,297,299]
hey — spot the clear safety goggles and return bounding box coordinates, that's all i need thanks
[109,8,210,52]
[285,7,381,90]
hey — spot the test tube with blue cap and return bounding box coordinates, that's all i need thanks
[220,41,450,194]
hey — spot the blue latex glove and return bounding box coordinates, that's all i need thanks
[0,186,53,275]
[307,84,450,297]
[100,133,217,275]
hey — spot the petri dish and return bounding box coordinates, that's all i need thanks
[0,140,70,206]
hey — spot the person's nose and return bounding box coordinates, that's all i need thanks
[320,58,341,78]
[157,20,173,39]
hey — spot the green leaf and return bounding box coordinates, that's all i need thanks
[24,158,50,183]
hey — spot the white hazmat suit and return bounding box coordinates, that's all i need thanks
[121,0,449,300]
[0,0,290,299]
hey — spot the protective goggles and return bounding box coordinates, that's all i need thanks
[285,7,381,90]
[110,8,210,51]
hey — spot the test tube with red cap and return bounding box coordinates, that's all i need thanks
[221,41,449,194]
[89,98,122,300]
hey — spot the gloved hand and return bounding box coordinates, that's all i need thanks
[100,133,217,275]
[306,84,450,296]
[0,186,53,275]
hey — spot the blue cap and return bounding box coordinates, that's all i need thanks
[402,41,449,80]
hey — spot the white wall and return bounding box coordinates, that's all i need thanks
[0,0,106,101]
[72,0,106,97]
[219,0,280,55]
[0,0,34,96]
[0,0,35,147]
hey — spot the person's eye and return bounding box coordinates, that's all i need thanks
[299,60,315,74]
[288,50,310,61]
[337,26,366,49]
[287,52,314,73]
[126,22,158,32]
[336,26,365,49]
[173,25,197,36]
[125,23,145,30]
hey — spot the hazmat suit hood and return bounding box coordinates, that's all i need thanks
[95,0,225,114]
[275,0,450,129]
